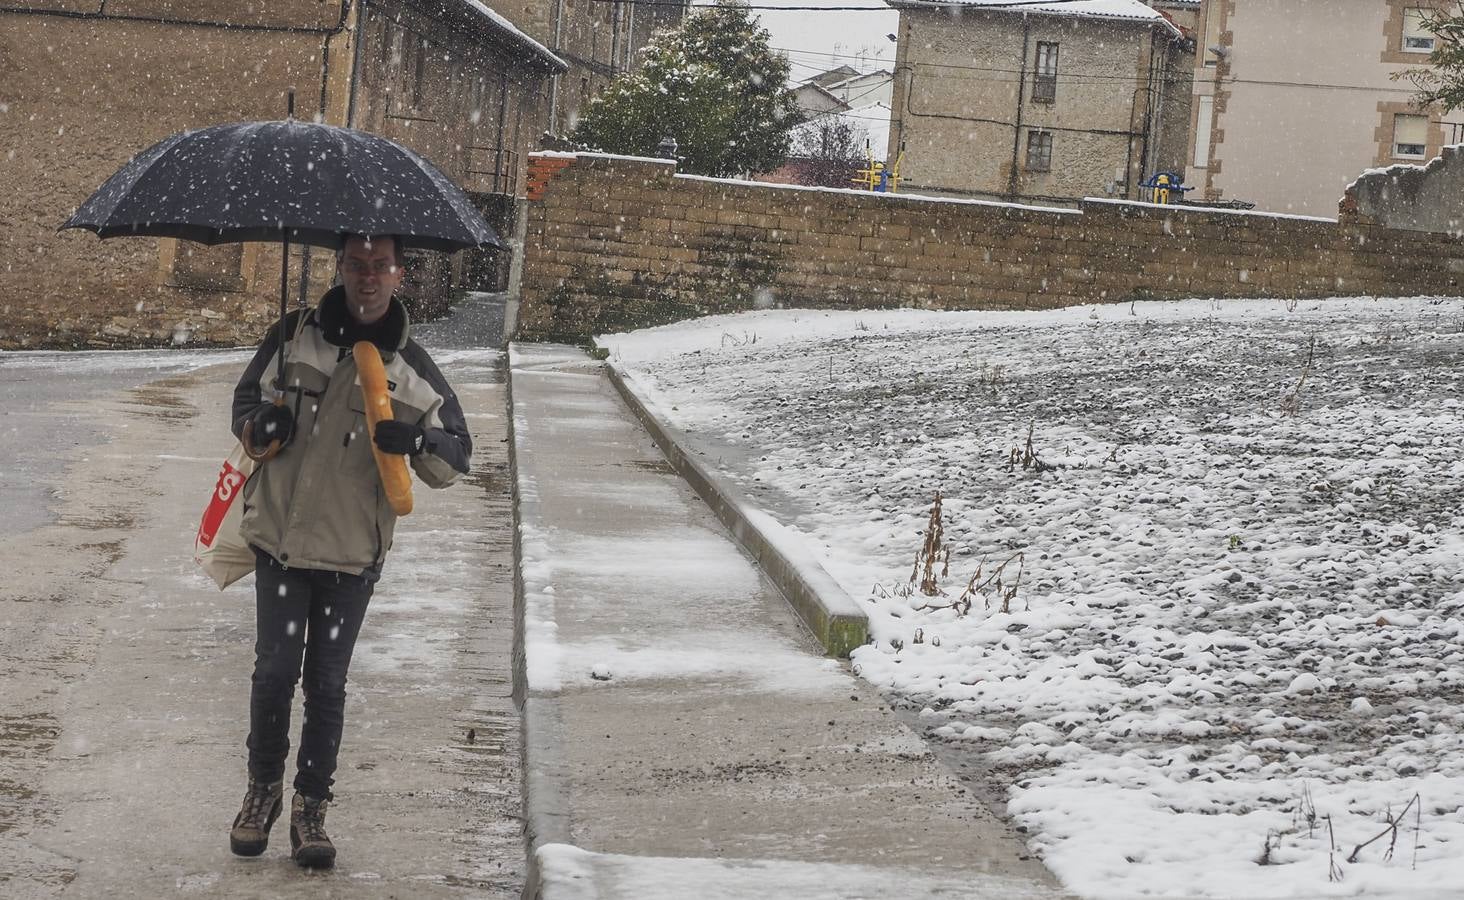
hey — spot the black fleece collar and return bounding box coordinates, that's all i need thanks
[315,285,410,354]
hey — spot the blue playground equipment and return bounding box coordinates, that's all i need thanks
[1140,171,1193,205]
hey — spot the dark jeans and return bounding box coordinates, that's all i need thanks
[247,551,372,801]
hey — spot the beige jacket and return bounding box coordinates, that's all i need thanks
[231,288,471,577]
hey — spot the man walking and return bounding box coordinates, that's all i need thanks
[226,234,471,868]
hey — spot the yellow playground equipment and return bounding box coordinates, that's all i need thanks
[852,141,904,193]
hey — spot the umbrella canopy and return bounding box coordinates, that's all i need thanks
[62,119,502,252]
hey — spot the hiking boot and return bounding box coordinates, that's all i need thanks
[229,778,283,856]
[289,792,336,869]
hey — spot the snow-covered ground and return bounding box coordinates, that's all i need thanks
[599,297,1464,899]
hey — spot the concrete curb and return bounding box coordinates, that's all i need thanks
[507,350,572,900]
[604,362,868,658]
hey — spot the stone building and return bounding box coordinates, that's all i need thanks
[886,0,1194,205]
[1190,0,1464,216]
[0,1,563,349]
[506,0,689,136]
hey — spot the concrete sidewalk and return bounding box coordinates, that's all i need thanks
[509,344,1065,899]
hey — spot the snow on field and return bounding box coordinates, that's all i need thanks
[600,297,1464,899]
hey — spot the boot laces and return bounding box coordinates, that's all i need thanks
[297,798,329,842]
[241,782,278,826]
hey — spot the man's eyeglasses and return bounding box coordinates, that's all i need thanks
[343,259,399,276]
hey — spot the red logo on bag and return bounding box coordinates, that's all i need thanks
[197,460,246,548]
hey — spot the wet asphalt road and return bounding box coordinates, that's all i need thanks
[0,292,518,897]
[0,350,249,539]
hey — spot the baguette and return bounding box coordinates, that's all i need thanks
[353,341,414,517]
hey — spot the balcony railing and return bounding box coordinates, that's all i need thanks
[1032,74,1056,103]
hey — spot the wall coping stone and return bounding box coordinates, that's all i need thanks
[675,173,1083,216]
[1083,197,1340,224]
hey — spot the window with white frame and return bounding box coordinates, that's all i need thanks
[1193,96,1214,169]
[1033,42,1058,102]
[1203,3,1224,66]
[1394,114,1429,157]
[1025,130,1053,172]
[1403,8,1436,52]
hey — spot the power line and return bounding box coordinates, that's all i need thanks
[581,0,895,8]
[580,0,1112,8]
[776,42,1428,95]
[777,44,1180,84]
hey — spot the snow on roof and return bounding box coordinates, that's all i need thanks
[805,65,863,87]
[794,81,853,113]
[825,70,893,91]
[459,0,568,71]
[890,0,1183,38]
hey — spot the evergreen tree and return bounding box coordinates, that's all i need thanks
[1398,6,1464,112]
[570,2,800,177]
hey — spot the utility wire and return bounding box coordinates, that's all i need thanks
[580,0,1120,9]
[778,44,1426,94]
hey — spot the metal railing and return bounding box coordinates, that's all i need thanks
[467,145,518,196]
[1032,74,1056,103]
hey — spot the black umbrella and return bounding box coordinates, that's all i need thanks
[62,117,502,252]
[62,94,500,458]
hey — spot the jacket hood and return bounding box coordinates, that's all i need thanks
[316,285,411,354]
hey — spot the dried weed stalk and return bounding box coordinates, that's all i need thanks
[1008,421,1052,472]
[1280,335,1316,417]
[977,361,1006,396]
[939,551,1026,615]
[1346,793,1421,865]
[720,330,758,348]
[1327,815,1344,883]
[1257,829,1284,866]
[1296,782,1318,839]
[910,493,947,597]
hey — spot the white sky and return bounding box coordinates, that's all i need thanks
[694,0,900,82]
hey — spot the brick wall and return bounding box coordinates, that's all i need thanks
[516,152,1464,341]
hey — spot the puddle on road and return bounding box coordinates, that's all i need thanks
[55,509,136,532]
[0,713,61,836]
[124,376,200,422]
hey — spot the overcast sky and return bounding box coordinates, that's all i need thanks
[696,0,901,82]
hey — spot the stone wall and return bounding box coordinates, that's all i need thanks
[1341,145,1464,235]
[516,152,1464,341]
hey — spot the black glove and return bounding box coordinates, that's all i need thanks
[251,403,295,446]
[374,419,427,456]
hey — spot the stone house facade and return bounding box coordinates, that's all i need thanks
[887,0,1194,205]
[0,0,564,349]
[1190,0,1464,216]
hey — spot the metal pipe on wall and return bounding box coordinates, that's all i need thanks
[548,0,567,131]
[1007,15,1031,200]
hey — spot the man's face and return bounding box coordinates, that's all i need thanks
[339,236,404,324]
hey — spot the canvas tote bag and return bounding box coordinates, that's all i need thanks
[194,442,257,589]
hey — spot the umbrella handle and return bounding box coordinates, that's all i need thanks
[240,420,283,462]
[240,397,286,463]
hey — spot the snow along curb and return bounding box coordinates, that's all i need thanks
[507,359,571,900]
[605,362,869,657]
